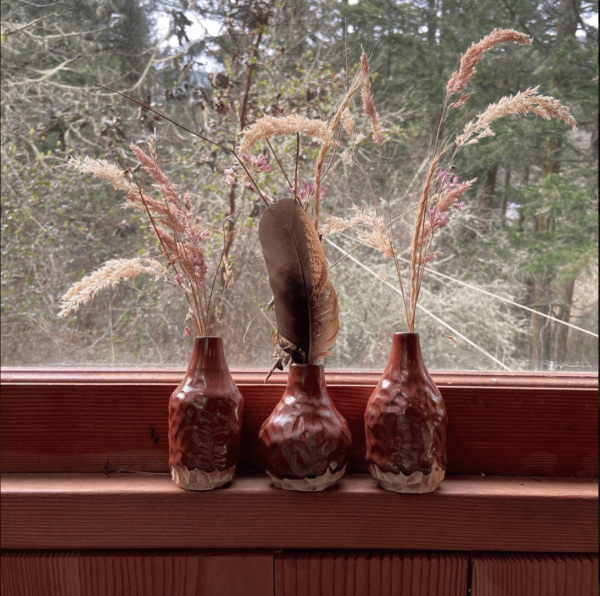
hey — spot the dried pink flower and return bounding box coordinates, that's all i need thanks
[428,206,450,230]
[241,153,272,172]
[289,180,326,208]
[224,169,236,188]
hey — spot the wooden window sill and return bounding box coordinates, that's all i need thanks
[1,369,598,478]
[1,473,597,553]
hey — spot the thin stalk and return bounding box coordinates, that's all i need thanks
[327,204,418,271]
[132,180,203,335]
[326,238,513,371]
[94,84,269,207]
[206,210,240,334]
[294,132,300,204]
[265,138,292,188]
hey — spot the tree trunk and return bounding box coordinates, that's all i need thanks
[553,276,576,366]
[427,0,437,47]
[481,163,498,230]
[120,0,149,83]
[531,0,580,369]
[501,166,511,228]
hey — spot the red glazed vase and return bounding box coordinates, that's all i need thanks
[259,363,352,491]
[365,333,447,493]
[168,337,244,490]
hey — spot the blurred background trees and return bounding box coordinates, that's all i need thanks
[1,0,597,370]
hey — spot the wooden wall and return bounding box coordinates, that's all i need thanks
[2,550,598,595]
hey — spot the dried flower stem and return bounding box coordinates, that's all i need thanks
[408,153,442,331]
[314,72,364,229]
[265,138,293,189]
[294,132,300,204]
[133,177,205,336]
[95,84,268,207]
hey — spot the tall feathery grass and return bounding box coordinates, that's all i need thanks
[60,139,234,337]
[322,29,576,332]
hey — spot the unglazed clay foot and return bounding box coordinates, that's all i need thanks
[369,461,445,494]
[170,464,235,491]
[267,464,347,492]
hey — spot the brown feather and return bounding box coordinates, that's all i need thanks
[258,198,339,364]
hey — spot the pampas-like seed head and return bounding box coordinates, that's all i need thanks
[58,258,166,317]
[68,156,136,193]
[360,48,383,145]
[456,87,577,148]
[237,114,336,156]
[446,28,532,97]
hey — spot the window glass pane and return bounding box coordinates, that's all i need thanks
[1,0,597,371]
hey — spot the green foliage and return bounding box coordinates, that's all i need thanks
[1,0,597,371]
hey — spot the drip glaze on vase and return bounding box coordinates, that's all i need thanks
[259,363,352,491]
[168,337,244,490]
[365,333,447,493]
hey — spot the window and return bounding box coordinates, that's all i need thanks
[1,1,597,372]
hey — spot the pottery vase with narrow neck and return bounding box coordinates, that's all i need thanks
[259,363,352,492]
[365,333,447,493]
[168,337,244,490]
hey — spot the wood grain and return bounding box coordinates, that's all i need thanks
[471,553,599,596]
[1,550,274,596]
[1,372,597,477]
[0,550,81,596]
[1,474,597,552]
[274,551,468,596]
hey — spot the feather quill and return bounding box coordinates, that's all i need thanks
[258,199,339,364]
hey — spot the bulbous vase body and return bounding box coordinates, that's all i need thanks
[365,333,447,493]
[259,363,352,491]
[168,337,244,490]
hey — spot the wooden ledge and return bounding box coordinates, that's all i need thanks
[1,474,597,552]
[2,367,597,388]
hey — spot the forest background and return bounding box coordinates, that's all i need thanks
[1,0,597,371]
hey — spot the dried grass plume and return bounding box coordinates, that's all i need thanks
[446,28,532,97]
[456,87,577,148]
[58,258,166,317]
[237,115,336,156]
[360,48,383,145]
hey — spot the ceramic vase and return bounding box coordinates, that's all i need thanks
[365,332,447,493]
[168,337,244,490]
[259,363,352,491]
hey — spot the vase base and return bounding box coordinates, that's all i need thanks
[170,464,235,491]
[369,462,445,494]
[267,464,347,492]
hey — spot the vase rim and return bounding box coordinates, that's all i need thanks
[194,335,222,340]
[289,362,324,370]
[393,331,419,337]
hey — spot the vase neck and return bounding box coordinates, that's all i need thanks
[287,363,326,396]
[186,337,230,378]
[389,333,424,368]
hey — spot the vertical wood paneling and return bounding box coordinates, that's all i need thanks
[195,554,274,596]
[471,553,599,596]
[1,551,274,596]
[0,551,81,596]
[274,551,468,596]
